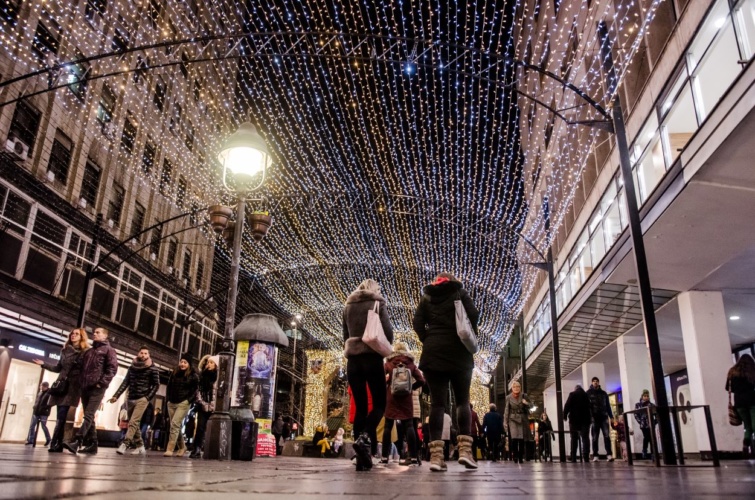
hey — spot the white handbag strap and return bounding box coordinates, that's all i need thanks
[373,301,380,313]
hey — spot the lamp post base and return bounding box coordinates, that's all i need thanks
[203,412,233,460]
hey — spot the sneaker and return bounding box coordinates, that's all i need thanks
[607,455,614,462]
[592,456,599,462]
[130,446,146,455]
[116,443,128,455]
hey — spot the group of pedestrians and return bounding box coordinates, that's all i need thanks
[344,273,480,472]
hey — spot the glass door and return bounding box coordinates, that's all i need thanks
[0,359,43,443]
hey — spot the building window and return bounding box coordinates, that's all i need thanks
[180,51,189,78]
[166,239,178,270]
[149,224,162,259]
[184,121,194,151]
[659,69,698,166]
[121,117,137,154]
[47,130,72,185]
[182,249,192,284]
[24,210,66,292]
[1,0,21,26]
[193,79,202,101]
[84,0,107,25]
[148,0,161,29]
[97,85,116,124]
[176,176,187,208]
[80,160,101,208]
[8,101,41,153]
[142,140,156,174]
[159,158,172,195]
[134,56,148,85]
[107,182,125,227]
[153,76,166,111]
[735,0,755,59]
[31,21,59,62]
[67,48,89,100]
[112,23,129,52]
[130,202,146,241]
[170,102,181,133]
[196,258,205,290]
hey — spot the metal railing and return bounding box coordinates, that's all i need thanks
[622,404,719,467]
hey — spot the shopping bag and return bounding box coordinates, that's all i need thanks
[362,301,393,357]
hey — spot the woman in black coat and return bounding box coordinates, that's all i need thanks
[413,273,480,471]
[34,328,89,452]
[164,352,199,457]
[343,278,394,471]
[190,355,218,458]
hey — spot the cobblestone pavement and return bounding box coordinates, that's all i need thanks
[0,445,753,499]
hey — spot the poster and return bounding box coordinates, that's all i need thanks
[231,340,278,457]
[668,369,698,452]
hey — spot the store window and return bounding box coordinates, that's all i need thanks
[631,116,664,203]
[660,69,698,165]
[735,0,755,59]
[157,295,178,346]
[138,281,160,337]
[90,257,118,318]
[116,267,142,330]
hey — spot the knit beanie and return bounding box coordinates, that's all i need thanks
[180,352,194,366]
[641,389,650,397]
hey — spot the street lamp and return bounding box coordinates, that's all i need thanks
[204,122,271,461]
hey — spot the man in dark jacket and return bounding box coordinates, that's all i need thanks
[586,376,614,462]
[564,384,592,462]
[109,346,160,455]
[64,327,118,455]
[25,382,51,445]
[482,403,504,462]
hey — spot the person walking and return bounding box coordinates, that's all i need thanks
[118,404,129,441]
[151,407,165,450]
[726,354,755,458]
[272,413,285,456]
[564,384,591,463]
[63,327,118,455]
[413,272,480,472]
[537,412,554,462]
[633,389,655,459]
[470,403,482,461]
[483,403,504,462]
[190,355,218,459]
[504,381,531,464]
[382,342,425,466]
[164,352,199,457]
[586,376,614,461]
[34,328,88,452]
[109,346,160,456]
[141,400,154,447]
[343,278,394,471]
[25,382,51,446]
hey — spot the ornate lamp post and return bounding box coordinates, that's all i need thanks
[204,122,271,460]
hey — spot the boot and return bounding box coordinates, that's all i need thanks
[457,435,478,469]
[164,440,176,457]
[79,440,98,455]
[62,436,82,455]
[353,433,373,471]
[429,440,447,472]
[48,438,63,453]
[48,422,65,453]
[189,447,202,459]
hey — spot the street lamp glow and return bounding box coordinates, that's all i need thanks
[218,122,269,191]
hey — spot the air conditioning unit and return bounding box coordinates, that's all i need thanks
[107,218,115,229]
[5,137,30,161]
[150,252,157,261]
[38,170,55,183]
[167,266,174,275]
[77,197,87,210]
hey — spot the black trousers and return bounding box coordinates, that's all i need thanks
[382,418,418,458]
[487,433,501,461]
[641,427,652,454]
[77,387,107,442]
[347,354,386,453]
[424,368,472,440]
[570,423,590,461]
[51,405,69,444]
[511,438,525,462]
[193,408,211,450]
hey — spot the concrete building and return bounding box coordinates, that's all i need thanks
[516,0,755,458]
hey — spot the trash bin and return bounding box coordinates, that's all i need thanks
[231,419,258,461]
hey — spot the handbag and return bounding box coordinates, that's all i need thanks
[728,377,742,426]
[49,377,69,396]
[362,301,393,357]
[454,292,479,354]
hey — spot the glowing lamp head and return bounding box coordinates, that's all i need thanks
[218,122,269,191]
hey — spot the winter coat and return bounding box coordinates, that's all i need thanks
[412,389,422,419]
[483,410,504,438]
[563,387,592,427]
[32,389,51,417]
[79,340,118,391]
[470,408,481,437]
[504,392,531,440]
[153,411,165,431]
[343,290,394,358]
[586,385,613,420]
[537,418,553,439]
[726,374,755,408]
[611,419,627,442]
[166,368,199,404]
[634,399,655,429]
[272,418,284,434]
[111,358,160,401]
[384,351,425,421]
[195,369,218,412]
[413,280,479,373]
[42,344,84,407]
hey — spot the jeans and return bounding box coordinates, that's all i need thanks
[193,408,211,450]
[347,353,386,450]
[77,387,107,442]
[570,423,590,461]
[167,400,190,450]
[124,397,150,448]
[26,415,50,444]
[52,405,70,444]
[737,405,755,442]
[591,416,611,456]
[424,368,472,440]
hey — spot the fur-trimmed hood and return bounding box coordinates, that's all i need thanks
[346,289,385,304]
[386,349,414,362]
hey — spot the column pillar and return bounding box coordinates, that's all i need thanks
[617,336,653,454]
[543,385,561,458]
[678,291,740,452]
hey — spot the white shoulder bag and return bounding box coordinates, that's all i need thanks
[362,301,393,357]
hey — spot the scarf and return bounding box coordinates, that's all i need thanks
[132,356,152,370]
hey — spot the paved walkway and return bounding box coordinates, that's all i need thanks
[0,445,753,499]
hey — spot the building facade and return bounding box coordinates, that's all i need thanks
[516,0,755,457]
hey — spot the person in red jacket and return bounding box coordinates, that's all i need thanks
[63,327,118,455]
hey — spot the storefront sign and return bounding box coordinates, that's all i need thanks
[19,344,44,356]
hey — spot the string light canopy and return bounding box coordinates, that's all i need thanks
[0,0,664,376]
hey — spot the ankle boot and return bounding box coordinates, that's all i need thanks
[164,440,176,457]
[457,435,478,469]
[353,433,372,471]
[189,447,202,459]
[79,440,98,455]
[63,436,82,455]
[429,440,447,472]
[175,440,187,457]
[48,439,63,453]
